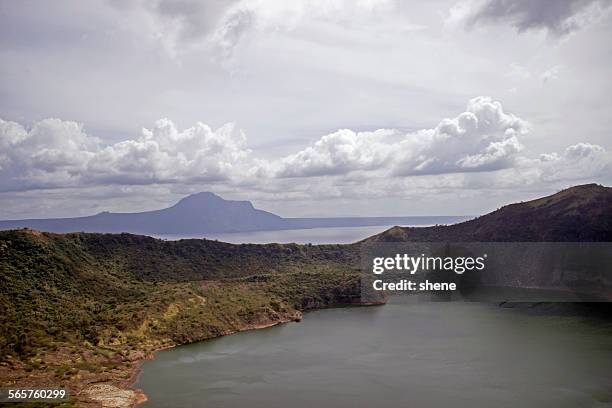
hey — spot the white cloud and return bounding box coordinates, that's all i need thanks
[88,119,249,184]
[270,96,529,178]
[535,142,610,182]
[271,128,395,177]
[0,118,250,192]
[393,96,529,175]
[479,141,611,190]
[1,96,609,203]
[0,118,98,190]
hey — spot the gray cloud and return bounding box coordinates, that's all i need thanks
[142,0,252,56]
[151,0,239,40]
[466,0,610,36]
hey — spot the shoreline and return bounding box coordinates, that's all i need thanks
[90,312,303,408]
[124,302,386,408]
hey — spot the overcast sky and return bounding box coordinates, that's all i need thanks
[1,0,611,218]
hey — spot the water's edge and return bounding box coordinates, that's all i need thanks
[127,301,386,407]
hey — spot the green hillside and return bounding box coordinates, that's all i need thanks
[0,230,364,405]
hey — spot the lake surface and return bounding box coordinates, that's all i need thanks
[154,225,404,244]
[137,298,612,408]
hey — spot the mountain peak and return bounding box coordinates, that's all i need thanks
[171,192,224,208]
[183,191,224,201]
[167,191,259,217]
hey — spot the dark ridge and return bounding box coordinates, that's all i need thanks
[369,184,612,242]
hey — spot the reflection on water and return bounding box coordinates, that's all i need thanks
[137,298,612,408]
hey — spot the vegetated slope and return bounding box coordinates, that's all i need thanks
[0,230,362,404]
[0,230,360,355]
[369,184,612,242]
[366,184,612,298]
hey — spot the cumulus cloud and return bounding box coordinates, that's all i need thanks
[474,141,611,191]
[270,96,529,178]
[1,96,609,196]
[88,119,249,184]
[0,119,98,191]
[393,97,528,175]
[534,142,610,182]
[271,129,396,178]
[0,118,249,192]
[457,0,610,36]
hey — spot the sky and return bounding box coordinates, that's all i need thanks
[0,0,611,218]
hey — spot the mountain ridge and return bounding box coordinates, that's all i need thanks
[0,192,467,235]
[369,183,612,242]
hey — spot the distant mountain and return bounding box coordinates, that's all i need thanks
[369,183,612,242]
[0,192,467,235]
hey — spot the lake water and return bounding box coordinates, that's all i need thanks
[136,297,612,408]
[154,225,403,244]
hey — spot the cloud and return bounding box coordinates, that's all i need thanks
[110,0,252,58]
[271,128,396,178]
[89,119,250,184]
[0,118,98,190]
[1,96,609,197]
[478,141,611,190]
[536,142,610,182]
[458,0,610,36]
[270,96,529,177]
[393,97,528,175]
[0,118,250,192]
[124,0,398,58]
[150,0,243,44]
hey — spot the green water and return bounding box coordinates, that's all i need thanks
[136,298,612,407]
